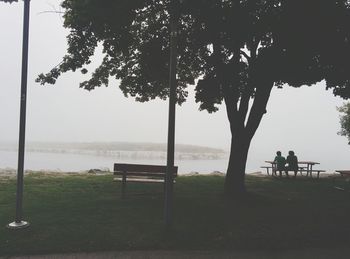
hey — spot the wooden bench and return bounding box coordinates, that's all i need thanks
[113,163,178,198]
[274,168,325,178]
[300,169,326,178]
[331,170,350,191]
[283,167,309,177]
[261,166,310,177]
[335,170,350,178]
[260,166,274,176]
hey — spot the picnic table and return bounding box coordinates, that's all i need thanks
[263,160,324,178]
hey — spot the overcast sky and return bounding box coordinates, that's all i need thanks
[1,0,349,172]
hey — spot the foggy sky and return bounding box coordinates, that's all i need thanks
[1,0,349,172]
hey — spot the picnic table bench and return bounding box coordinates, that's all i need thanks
[335,170,350,177]
[299,169,326,178]
[260,166,275,176]
[260,166,314,177]
[332,170,350,191]
[113,163,178,198]
[262,161,325,178]
[260,166,306,176]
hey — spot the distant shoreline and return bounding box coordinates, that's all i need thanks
[0,141,228,161]
[0,141,227,153]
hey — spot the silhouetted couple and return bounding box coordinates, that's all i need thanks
[273,151,298,177]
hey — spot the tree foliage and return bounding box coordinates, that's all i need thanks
[337,102,350,144]
[0,0,18,3]
[37,0,350,105]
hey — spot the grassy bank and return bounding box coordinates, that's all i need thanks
[0,173,349,256]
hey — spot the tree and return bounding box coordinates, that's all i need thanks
[337,102,350,144]
[37,0,350,198]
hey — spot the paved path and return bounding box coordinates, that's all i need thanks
[3,247,350,259]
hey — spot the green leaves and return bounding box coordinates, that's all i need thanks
[0,0,18,3]
[337,102,350,144]
[37,0,350,110]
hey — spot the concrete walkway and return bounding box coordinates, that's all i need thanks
[3,247,350,259]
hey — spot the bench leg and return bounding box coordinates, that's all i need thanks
[121,171,126,199]
[309,165,313,178]
[272,168,277,177]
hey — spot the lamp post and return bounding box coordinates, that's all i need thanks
[7,0,31,229]
[165,0,180,228]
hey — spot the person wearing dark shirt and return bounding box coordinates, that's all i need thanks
[286,150,298,177]
[274,151,286,177]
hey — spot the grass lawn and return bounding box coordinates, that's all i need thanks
[0,173,349,256]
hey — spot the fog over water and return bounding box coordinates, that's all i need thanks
[0,150,229,174]
[1,1,349,174]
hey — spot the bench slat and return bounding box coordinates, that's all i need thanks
[114,171,170,177]
[299,169,326,172]
[114,163,178,175]
[114,178,166,183]
[335,170,350,178]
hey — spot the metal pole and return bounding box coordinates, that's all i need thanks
[8,0,31,229]
[165,0,179,228]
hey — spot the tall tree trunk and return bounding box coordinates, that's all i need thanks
[223,82,274,198]
[213,41,274,198]
[224,131,251,197]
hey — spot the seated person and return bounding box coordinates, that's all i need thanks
[286,150,298,177]
[273,151,286,177]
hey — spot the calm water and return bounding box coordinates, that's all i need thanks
[2,150,341,174]
[0,150,231,174]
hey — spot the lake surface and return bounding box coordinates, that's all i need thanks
[1,149,343,175]
[0,150,231,174]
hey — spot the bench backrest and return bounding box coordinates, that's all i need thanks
[114,163,178,176]
[335,170,350,176]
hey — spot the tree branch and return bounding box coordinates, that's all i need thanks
[240,50,250,63]
[246,82,273,139]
